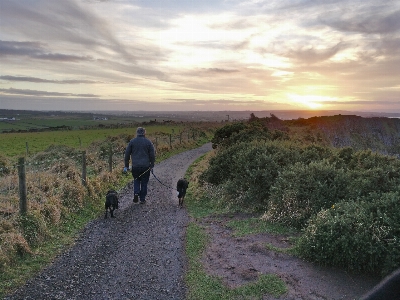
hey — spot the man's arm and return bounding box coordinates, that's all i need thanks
[148,141,155,168]
[124,142,132,168]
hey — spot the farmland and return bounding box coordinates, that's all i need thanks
[0,125,197,157]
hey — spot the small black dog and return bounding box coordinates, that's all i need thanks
[176,178,189,208]
[105,189,119,218]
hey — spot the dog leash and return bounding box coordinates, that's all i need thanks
[123,167,151,180]
[151,169,176,191]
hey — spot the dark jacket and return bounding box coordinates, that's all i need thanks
[124,135,155,169]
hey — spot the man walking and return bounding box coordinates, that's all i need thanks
[124,127,155,204]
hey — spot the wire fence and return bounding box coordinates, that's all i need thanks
[0,130,202,220]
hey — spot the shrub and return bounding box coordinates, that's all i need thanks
[200,143,247,185]
[41,197,62,225]
[211,122,247,148]
[0,232,32,270]
[223,148,279,210]
[299,144,333,164]
[60,180,86,211]
[266,160,349,228]
[18,211,49,247]
[296,192,400,276]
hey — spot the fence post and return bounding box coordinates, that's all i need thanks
[169,134,172,149]
[155,137,158,151]
[18,157,27,215]
[108,144,113,172]
[81,151,87,186]
[25,142,29,156]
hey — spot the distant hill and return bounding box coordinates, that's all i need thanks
[290,114,400,156]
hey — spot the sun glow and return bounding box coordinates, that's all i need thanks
[287,93,333,109]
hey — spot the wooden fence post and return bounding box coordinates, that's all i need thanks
[18,157,27,215]
[82,151,87,186]
[108,144,113,172]
[169,134,172,149]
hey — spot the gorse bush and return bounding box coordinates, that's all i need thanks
[297,192,400,276]
[266,160,349,228]
[202,117,400,276]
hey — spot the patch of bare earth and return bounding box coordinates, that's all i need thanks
[200,214,380,300]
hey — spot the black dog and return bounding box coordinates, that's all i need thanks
[105,189,119,218]
[176,178,189,208]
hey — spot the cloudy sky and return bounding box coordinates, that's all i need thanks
[0,0,400,112]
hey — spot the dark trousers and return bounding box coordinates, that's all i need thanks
[131,167,150,201]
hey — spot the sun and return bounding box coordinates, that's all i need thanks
[287,94,325,110]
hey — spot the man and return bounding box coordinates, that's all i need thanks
[124,127,155,204]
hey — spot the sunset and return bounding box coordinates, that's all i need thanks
[1,0,400,112]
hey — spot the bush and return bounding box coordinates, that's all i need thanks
[266,160,349,228]
[201,143,247,185]
[60,180,86,211]
[296,192,400,276]
[223,148,279,210]
[18,212,49,247]
[211,122,247,148]
[0,232,32,270]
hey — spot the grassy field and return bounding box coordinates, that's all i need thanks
[0,110,157,132]
[0,124,190,157]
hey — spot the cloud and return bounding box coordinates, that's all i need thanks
[285,43,346,65]
[0,88,98,98]
[203,68,240,74]
[0,75,104,84]
[0,0,135,60]
[324,9,400,34]
[0,40,92,62]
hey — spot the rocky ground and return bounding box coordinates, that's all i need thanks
[5,143,382,300]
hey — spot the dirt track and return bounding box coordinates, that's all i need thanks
[5,143,213,300]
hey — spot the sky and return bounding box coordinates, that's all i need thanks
[0,0,400,112]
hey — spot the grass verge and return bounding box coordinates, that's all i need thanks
[226,218,297,237]
[0,202,102,298]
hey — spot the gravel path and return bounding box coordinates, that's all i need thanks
[5,143,212,300]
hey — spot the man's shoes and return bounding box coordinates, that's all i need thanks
[133,194,139,203]
[140,200,146,204]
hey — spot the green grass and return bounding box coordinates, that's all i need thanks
[0,124,189,157]
[226,218,297,237]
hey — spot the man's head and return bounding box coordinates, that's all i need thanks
[136,127,146,136]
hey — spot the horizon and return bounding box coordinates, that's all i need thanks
[1,1,400,112]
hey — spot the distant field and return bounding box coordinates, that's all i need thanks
[0,124,186,157]
[0,116,155,132]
